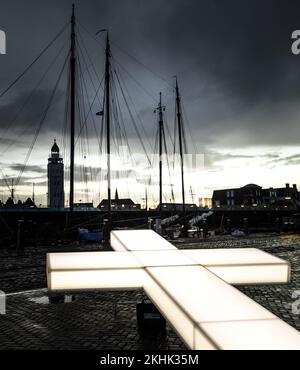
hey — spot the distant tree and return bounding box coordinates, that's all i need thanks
[6,198,14,206]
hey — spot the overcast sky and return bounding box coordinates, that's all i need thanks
[1,0,300,206]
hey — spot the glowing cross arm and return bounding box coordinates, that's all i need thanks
[47,252,144,291]
[182,248,291,285]
[111,230,178,251]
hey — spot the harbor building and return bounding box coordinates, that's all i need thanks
[213,183,299,208]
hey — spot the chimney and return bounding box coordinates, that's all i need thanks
[286,183,290,189]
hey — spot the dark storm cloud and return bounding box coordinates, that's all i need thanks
[203,151,250,171]
[9,163,46,174]
[2,175,45,187]
[1,0,300,155]
[203,150,283,171]
[103,169,136,180]
[0,86,69,151]
[0,137,23,147]
[7,162,99,177]
[267,154,300,167]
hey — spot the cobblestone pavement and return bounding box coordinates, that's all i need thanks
[0,233,299,350]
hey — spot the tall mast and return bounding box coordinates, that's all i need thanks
[11,179,14,201]
[69,4,76,212]
[175,78,186,214]
[158,92,164,218]
[145,188,148,211]
[105,33,112,230]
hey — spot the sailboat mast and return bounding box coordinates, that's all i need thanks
[11,179,14,201]
[69,4,76,212]
[175,78,186,215]
[158,92,164,218]
[105,33,112,229]
[32,183,35,204]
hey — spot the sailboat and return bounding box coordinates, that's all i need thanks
[0,4,198,244]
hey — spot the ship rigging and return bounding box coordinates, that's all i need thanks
[0,4,199,234]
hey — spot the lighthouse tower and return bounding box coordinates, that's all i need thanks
[47,140,64,209]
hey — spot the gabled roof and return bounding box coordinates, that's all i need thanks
[99,199,135,206]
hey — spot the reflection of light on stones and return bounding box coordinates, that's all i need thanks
[7,289,46,297]
[65,295,75,303]
[32,324,47,330]
[28,296,49,305]
[28,294,75,305]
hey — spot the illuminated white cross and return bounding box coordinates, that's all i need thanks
[47,230,300,350]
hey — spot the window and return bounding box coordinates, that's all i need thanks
[227,191,234,199]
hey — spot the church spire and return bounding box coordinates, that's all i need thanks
[115,189,119,201]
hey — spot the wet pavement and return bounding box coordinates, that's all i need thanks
[0,234,300,350]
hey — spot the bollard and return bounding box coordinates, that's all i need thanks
[0,290,6,315]
[17,220,25,253]
[243,218,249,235]
[226,219,231,235]
[202,220,208,239]
[102,219,110,242]
[275,217,281,234]
[154,219,162,235]
[181,221,188,238]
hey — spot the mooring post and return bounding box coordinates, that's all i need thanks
[275,217,281,234]
[155,219,162,235]
[226,219,231,235]
[17,219,25,253]
[202,219,208,239]
[243,218,249,235]
[103,219,110,243]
